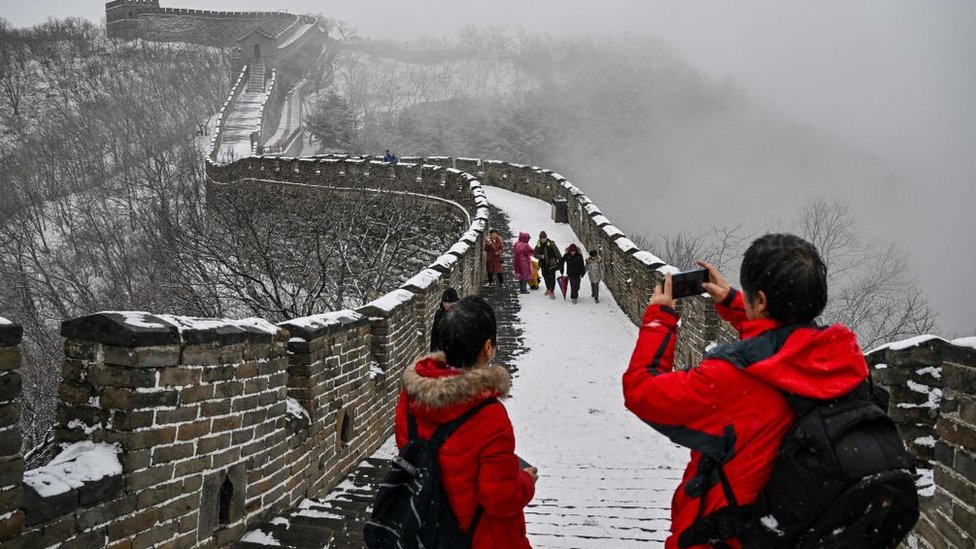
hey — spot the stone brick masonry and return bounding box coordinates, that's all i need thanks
[2,152,974,547]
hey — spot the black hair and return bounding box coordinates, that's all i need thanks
[437,296,497,368]
[441,287,459,303]
[740,233,827,323]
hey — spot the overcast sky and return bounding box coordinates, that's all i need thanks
[4,1,975,335]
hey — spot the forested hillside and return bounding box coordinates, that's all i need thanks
[0,19,462,451]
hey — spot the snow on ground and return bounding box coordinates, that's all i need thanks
[218,88,271,161]
[485,186,685,548]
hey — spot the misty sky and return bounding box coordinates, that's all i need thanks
[4,0,974,335]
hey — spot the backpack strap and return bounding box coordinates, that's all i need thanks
[429,397,499,448]
[429,397,498,540]
[679,455,752,548]
[407,408,419,441]
[680,323,818,548]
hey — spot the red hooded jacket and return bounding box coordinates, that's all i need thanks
[395,354,535,549]
[623,289,868,549]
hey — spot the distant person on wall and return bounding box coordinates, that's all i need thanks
[485,229,505,286]
[396,296,537,548]
[586,249,603,304]
[384,149,394,163]
[534,231,562,299]
[430,288,460,352]
[622,234,874,549]
[512,232,534,294]
[560,244,585,304]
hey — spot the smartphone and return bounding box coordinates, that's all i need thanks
[517,455,533,469]
[670,268,709,299]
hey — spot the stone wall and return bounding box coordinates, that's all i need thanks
[868,338,976,549]
[0,153,489,547]
[0,319,24,542]
[106,0,296,46]
[8,138,974,545]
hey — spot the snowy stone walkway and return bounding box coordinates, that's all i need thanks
[218,88,270,162]
[237,187,686,548]
[486,186,685,548]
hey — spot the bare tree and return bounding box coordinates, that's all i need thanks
[794,196,936,348]
[639,224,749,272]
[170,183,464,322]
[647,196,936,348]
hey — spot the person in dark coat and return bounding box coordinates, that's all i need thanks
[560,243,585,304]
[533,231,562,299]
[430,288,459,351]
[485,229,504,286]
[623,234,869,549]
[397,296,537,549]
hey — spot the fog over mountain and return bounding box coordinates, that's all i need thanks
[5,0,974,336]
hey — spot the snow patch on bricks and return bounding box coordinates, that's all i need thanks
[23,441,122,497]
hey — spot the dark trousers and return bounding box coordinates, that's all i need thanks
[569,276,581,299]
[542,269,557,292]
[591,282,600,300]
[487,270,503,284]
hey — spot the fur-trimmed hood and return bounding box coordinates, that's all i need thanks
[403,352,511,410]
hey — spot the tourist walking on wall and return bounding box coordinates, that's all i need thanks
[429,288,459,351]
[534,231,562,299]
[622,234,872,548]
[485,229,505,286]
[560,244,585,304]
[586,249,603,303]
[397,296,537,548]
[512,232,533,294]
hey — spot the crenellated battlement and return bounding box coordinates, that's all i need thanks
[104,0,321,51]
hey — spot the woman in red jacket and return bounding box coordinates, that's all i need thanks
[396,296,537,548]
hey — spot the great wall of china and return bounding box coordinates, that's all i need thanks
[0,2,973,548]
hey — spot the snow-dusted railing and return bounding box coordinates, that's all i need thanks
[256,69,279,154]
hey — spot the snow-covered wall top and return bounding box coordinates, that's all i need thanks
[60,310,284,348]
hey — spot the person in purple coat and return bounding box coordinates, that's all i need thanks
[512,231,534,294]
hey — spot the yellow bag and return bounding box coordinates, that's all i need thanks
[530,257,541,289]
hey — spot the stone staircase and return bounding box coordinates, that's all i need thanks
[246,61,266,93]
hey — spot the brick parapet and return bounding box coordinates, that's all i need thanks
[865,340,976,549]
[107,1,297,46]
[867,339,948,469]
[0,318,24,542]
[13,312,290,547]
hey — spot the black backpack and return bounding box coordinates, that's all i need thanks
[680,325,920,549]
[364,397,497,549]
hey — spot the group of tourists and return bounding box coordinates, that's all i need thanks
[498,229,604,304]
[366,232,918,549]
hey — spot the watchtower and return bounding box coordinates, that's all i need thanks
[105,0,161,39]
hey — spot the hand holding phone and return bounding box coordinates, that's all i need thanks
[670,268,709,299]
